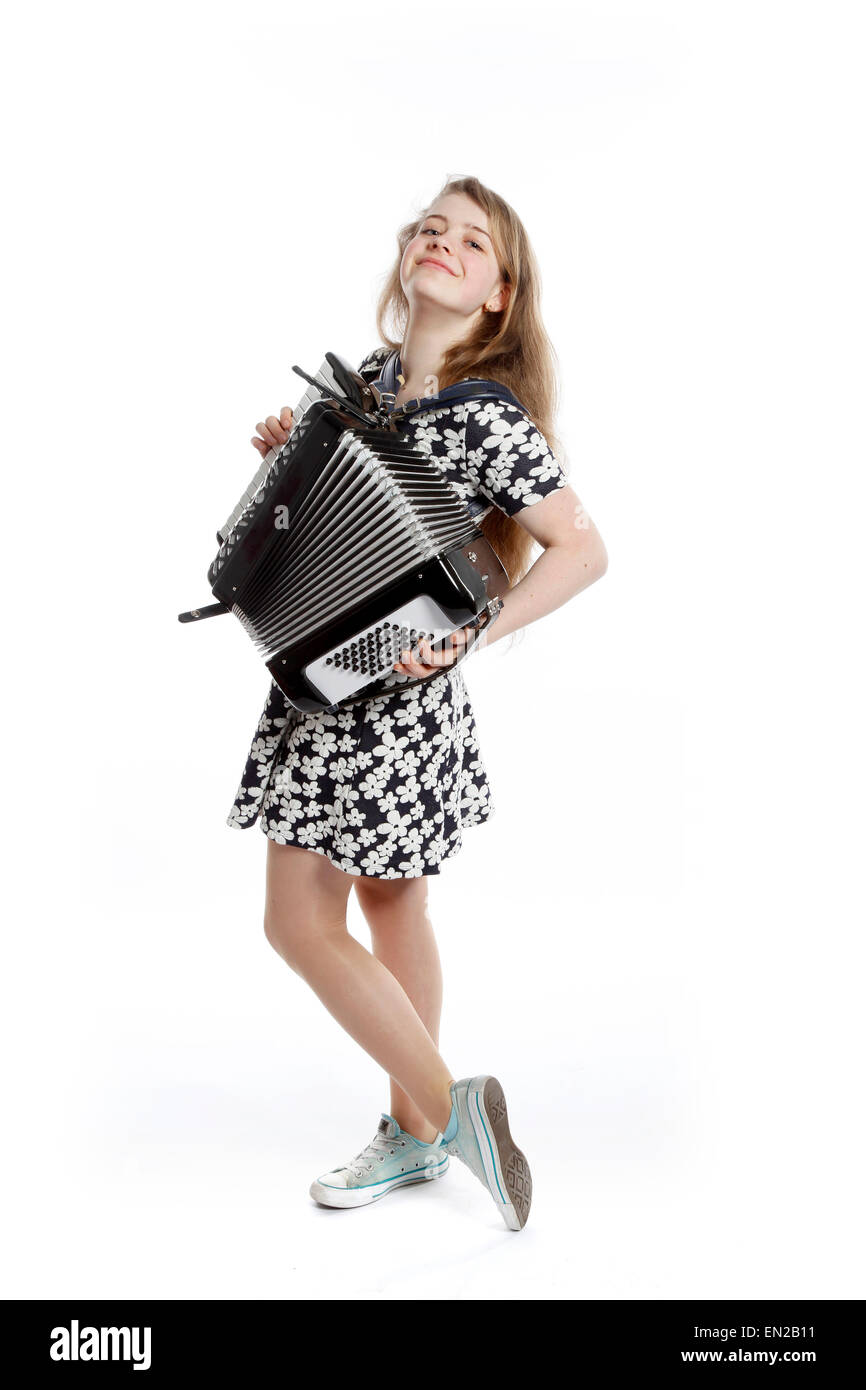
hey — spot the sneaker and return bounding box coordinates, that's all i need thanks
[441,1076,532,1231]
[309,1113,449,1209]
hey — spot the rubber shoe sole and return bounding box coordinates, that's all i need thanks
[448,1075,532,1231]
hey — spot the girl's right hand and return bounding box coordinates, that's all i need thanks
[251,407,293,458]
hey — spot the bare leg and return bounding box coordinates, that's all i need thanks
[354,876,443,1144]
[264,840,455,1134]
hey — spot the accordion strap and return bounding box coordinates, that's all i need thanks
[372,347,532,421]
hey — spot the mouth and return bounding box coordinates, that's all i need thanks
[417,258,456,276]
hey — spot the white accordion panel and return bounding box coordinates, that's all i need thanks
[304,595,461,704]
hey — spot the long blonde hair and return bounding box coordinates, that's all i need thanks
[375,175,568,586]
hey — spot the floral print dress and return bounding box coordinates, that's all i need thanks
[225,346,568,878]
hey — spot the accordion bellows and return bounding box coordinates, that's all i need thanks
[179,353,508,713]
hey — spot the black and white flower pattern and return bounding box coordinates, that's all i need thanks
[225,346,568,878]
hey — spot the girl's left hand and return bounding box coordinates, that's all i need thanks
[394,627,475,678]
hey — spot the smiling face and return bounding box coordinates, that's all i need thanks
[399,191,509,324]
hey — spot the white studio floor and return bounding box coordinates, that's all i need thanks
[4,850,858,1300]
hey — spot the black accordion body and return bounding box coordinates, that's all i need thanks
[178,352,519,714]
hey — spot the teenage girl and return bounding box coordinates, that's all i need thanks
[229,176,608,1230]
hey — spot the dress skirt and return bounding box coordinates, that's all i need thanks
[226,665,495,878]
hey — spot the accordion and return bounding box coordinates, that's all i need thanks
[177,351,513,714]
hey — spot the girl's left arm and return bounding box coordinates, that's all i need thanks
[479,482,608,651]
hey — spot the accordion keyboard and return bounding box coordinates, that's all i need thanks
[305,597,464,705]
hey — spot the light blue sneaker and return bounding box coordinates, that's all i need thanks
[441,1076,532,1231]
[309,1114,449,1208]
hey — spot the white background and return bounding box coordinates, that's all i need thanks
[2,0,863,1300]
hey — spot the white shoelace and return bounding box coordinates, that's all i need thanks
[345,1131,408,1180]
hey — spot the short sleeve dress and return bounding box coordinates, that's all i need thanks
[225,346,569,878]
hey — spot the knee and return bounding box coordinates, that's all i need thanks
[263,905,316,973]
[263,841,352,971]
[354,875,429,930]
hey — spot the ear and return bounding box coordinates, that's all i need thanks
[486,280,511,314]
